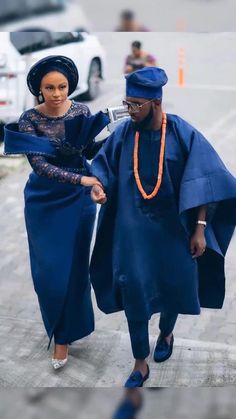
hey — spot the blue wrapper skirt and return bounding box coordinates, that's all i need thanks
[24,171,96,348]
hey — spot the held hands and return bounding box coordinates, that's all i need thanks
[80,176,103,188]
[190,225,207,258]
[80,176,107,204]
[91,184,107,204]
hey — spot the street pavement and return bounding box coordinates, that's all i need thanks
[1,0,236,32]
[1,387,236,419]
[0,33,236,387]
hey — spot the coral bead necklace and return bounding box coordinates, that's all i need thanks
[133,112,167,200]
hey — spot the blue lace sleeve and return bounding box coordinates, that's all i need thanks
[27,155,82,185]
[18,114,82,185]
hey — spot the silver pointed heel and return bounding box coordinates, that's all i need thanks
[51,357,68,370]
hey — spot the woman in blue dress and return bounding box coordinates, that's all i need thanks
[4,55,109,369]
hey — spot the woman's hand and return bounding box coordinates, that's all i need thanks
[91,184,107,204]
[190,225,207,258]
[80,176,103,188]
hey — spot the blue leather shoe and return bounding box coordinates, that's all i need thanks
[154,334,174,363]
[124,364,150,388]
[112,399,142,419]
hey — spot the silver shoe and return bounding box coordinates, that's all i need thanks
[51,357,68,370]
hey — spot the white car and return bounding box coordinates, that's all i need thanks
[0,0,91,32]
[0,31,106,135]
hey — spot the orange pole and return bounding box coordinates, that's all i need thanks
[176,18,187,32]
[178,48,185,87]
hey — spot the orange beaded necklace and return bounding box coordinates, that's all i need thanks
[133,112,167,200]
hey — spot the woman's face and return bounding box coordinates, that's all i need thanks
[40,71,69,107]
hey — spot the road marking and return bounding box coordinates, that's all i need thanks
[171,83,236,92]
[204,108,236,137]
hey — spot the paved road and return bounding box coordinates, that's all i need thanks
[0,32,236,387]
[1,0,236,32]
[1,387,236,419]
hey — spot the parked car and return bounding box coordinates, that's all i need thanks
[0,0,90,32]
[0,31,106,139]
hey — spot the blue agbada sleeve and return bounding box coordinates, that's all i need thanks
[176,118,236,308]
[179,124,236,213]
[176,118,236,254]
[90,122,125,312]
[90,120,125,193]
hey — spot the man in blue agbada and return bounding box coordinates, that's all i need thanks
[90,67,236,387]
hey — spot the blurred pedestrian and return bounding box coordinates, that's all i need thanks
[112,389,143,419]
[115,9,150,32]
[4,55,109,370]
[124,41,157,74]
[90,67,236,387]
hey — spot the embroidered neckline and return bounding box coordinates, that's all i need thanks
[33,101,75,120]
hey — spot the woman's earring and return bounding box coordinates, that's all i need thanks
[38,91,44,103]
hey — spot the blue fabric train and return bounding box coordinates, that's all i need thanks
[90,114,236,320]
[4,111,109,157]
[4,111,109,348]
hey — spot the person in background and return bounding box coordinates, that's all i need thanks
[115,9,150,32]
[124,41,157,74]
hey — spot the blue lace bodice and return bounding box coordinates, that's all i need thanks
[18,101,105,185]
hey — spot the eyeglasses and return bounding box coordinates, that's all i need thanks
[122,99,154,113]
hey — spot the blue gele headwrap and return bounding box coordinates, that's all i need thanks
[27,55,79,97]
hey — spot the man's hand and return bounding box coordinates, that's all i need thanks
[190,226,207,258]
[91,184,107,204]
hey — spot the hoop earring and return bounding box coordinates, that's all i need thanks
[38,91,44,103]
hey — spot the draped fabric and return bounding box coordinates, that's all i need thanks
[90,115,236,321]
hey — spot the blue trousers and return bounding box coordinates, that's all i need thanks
[127,312,178,359]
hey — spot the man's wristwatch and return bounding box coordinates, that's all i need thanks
[196,220,207,227]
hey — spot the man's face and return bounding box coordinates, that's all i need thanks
[132,47,141,58]
[121,17,134,31]
[125,96,154,129]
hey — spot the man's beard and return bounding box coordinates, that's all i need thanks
[132,107,154,131]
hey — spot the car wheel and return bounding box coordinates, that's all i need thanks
[80,59,101,101]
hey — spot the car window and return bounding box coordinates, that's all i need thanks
[10,32,53,54]
[10,32,83,55]
[51,32,84,46]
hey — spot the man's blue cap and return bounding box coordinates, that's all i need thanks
[125,67,168,99]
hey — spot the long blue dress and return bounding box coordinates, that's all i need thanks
[4,102,109,348]
[90,114,236,322]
